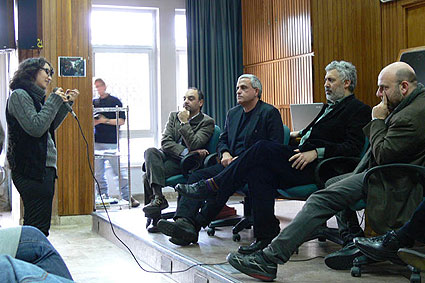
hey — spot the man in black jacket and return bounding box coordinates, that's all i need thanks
[173,61,371,252]
[224,62,425,281]
[158,74,286,245]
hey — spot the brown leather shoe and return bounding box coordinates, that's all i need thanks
[131,197,140,208]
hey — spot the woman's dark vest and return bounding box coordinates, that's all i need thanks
[6,89,55,182]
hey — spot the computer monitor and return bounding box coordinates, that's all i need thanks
[290,103,324,131]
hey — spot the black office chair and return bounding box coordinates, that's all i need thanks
[350,163,425,280]
[207,128,369,242]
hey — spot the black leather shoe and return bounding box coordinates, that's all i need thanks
[175,180,216,200]
[324,242,364,270]
[157,218,198,245]
[354,230,413,265]
[238,239,272,255]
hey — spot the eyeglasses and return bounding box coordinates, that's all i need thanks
[41,68,54,77]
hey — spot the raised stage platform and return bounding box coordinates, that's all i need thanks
[92,198,412,282]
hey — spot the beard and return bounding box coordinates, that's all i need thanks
[326,90,345,102]
[386,88,403,112]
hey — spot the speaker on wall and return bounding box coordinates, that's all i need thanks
[0,0,16,50]
[18,0,42,49]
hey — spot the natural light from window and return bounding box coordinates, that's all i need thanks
[91,9,153,46]
[175,10,188,109]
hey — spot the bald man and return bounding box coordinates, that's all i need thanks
[226,62,425,281]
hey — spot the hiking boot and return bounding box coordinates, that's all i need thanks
[143,195,169,214]
[227,250,277,281]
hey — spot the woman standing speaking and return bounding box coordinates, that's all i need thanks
[6,57,78,236]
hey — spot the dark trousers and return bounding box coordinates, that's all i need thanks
[327,173,365,245]
[263,172,366,264]
[143,147,181,203]
[174,163,225,228]
[186,141,316,239]
[398,198,425,242]
[12,167,56,237]
[212,140,316,238]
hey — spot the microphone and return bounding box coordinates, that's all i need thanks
[53,87,76,118]
[64,102,76,118]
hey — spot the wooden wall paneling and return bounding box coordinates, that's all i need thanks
[381,1,405,66]
[273,0,311,59]
[241,0,274,65]
[245,63,275,106]
[405,1,425,47]
[273,55,313,129]
[311,0,382,108]
[41,0,93,215]
[381,0,425,71]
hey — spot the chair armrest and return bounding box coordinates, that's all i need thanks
[204,152,219,168]
[314,156,361,188]
[180,152,203,176]
[362,163,425,188]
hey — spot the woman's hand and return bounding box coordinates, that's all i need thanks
[65,89,80,102]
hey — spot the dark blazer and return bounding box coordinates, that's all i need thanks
[299,95,371,159]
[217,100,285,157]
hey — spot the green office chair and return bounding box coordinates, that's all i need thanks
[145,125,221,227]
[276,136,370,245]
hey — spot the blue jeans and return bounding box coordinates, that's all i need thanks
[15,226,73,280]
[94,142,129,200]
[0,255,73,283]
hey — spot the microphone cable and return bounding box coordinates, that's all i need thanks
[71,113,228,274]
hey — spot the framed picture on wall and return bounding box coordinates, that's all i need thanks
[58,56,86,77]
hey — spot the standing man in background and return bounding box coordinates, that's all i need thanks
[93,78,139,208]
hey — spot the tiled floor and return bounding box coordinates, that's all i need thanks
[48,222,174,283]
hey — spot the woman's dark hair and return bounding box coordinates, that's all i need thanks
[9,57,53,91]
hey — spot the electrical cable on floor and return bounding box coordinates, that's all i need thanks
[73,114,228,274]
[288,256,325,262]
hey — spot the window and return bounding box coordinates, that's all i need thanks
[91,3,188,166]
[91,6,158,164]
[175,9,188,108]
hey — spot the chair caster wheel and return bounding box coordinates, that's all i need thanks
[207,228,215,236]
[351,266,361,277]
[232,234,241,242]
[410,273,421,283]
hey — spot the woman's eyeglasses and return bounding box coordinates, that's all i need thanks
[41,68,54,77]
